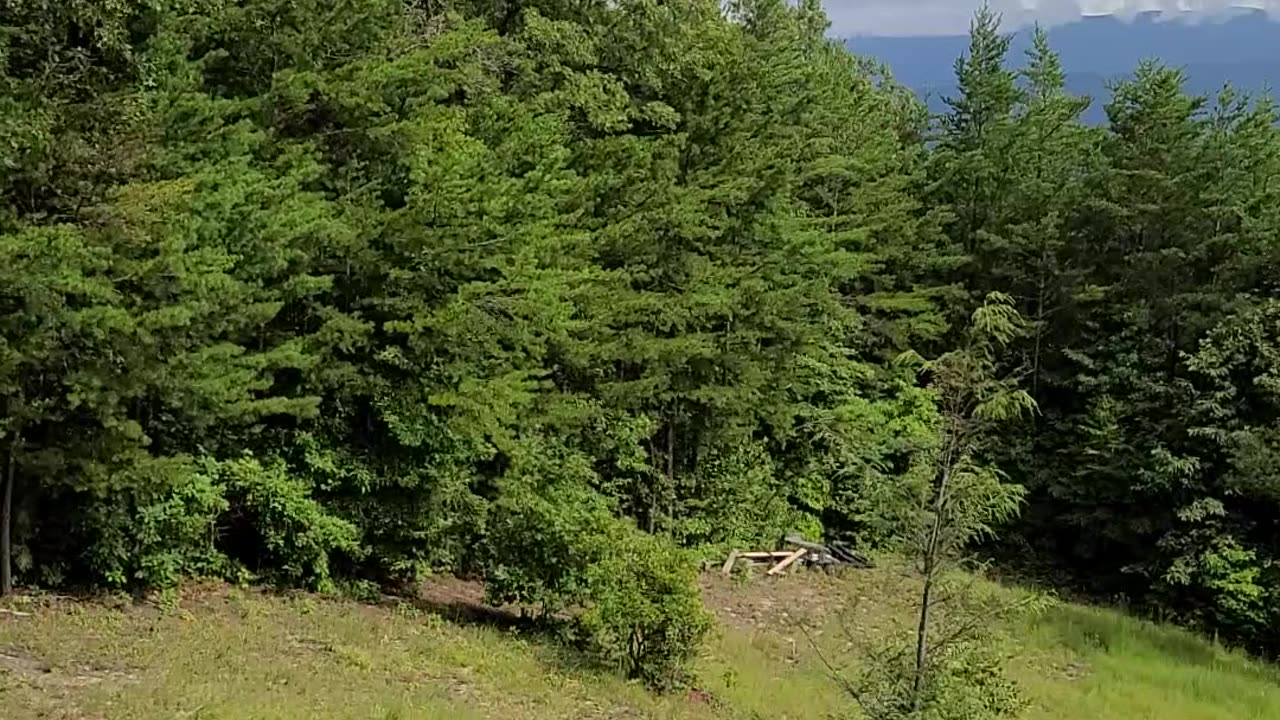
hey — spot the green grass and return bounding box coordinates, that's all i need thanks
[1017,604,1280,720]
[3,570,1279,720]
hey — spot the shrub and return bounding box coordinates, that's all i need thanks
[214,455,361,591]
[850,637,1025,720]
[479,441,712,689]
[482,479,612,612]
[480,445,613,612]
[673,441,816,553]
[577,524,712,690]
[925,640,1027,720]
[82,455,229,589]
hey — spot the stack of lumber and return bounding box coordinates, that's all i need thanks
[720,535,874,576]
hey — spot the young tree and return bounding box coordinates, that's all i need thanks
[911,293,1034,709]
[829,293,1035,720]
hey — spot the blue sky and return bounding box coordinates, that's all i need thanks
[831,1,1276,37]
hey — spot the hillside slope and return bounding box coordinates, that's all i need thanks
[3,568,1279,720]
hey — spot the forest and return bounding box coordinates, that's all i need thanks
[4,0,1280,699]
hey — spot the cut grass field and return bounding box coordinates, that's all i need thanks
[3,566,1279,720]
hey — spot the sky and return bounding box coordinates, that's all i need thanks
[830,0,1277,37]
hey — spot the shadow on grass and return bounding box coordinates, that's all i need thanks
[383,576,605,677]
[411,595,532,630]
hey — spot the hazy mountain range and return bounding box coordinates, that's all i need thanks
[847,10,1280,123]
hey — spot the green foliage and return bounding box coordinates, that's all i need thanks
[841,575,1055,720]
[577,526,712,690]
[853,637,1027,720]
[214,456,360,592]
[82,456,228,589]
[918,5,1280,660]
[480,442,711,688]
[2,0,952,608]
[7,0,1280,683]
[482,445,614,611]
[672,442,812,552]
[924,640,1027,720]
[826,289,1036,719]
[893,293,1033,568]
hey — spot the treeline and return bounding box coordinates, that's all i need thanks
[939,14,1280,656]
[0,0,944,684]
[3,0,1280,678]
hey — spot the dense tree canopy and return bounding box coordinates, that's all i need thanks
[927,11,1280,657]
[5,0,1280,675]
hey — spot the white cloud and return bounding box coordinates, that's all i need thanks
[828,0,1277,36]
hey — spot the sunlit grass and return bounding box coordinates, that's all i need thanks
[3,570,1279,720]
[1017,604,1280,720]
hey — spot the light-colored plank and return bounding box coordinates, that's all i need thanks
[721,550,739,575]
[766,548,808,576]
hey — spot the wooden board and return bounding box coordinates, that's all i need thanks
[766,548,808,576]
[721,550,739,575]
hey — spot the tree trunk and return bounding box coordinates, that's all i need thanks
[1033,268,1046,401]
[911,557,935,710]
[912,431,956,710]
[646,438,658,534]
[1,433,15,597]
[665,419,675,487]
[665,419,675,534]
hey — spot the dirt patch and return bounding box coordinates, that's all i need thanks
[0,647,138,689]
[413,575,530,627]
[700,571,854,631]
[0,648,48,676]
[411,572,859,636]
[419,575,489,609]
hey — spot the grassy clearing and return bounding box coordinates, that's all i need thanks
[1016,604,1280,720]
[2,568,1279,720]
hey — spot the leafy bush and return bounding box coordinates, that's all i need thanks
[480,442,711,688]
[482,474,612,613]
[1154,498,1269,635]
[577,525,712,690]
[480,442,613,611]
[673,442,815,553]
[850,636,1026,720]
[214,456,361,592]
[924,640,1027,720]
[83,455,228,589]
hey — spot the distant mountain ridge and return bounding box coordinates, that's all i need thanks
[848,11,1280,123]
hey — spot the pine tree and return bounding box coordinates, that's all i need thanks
[929,3,1022,332]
